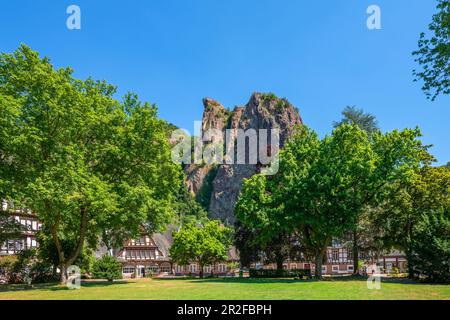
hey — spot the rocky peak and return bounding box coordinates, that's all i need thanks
[201,98,229,134]
[186,93,303,224]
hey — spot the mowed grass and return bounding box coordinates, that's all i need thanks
[0,277,448,300]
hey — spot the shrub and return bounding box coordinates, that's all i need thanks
[92,254,122,282]
[249,269,312,279]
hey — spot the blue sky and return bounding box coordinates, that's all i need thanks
[1,0,449,164]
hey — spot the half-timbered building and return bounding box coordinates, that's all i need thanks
[0,200,40,256]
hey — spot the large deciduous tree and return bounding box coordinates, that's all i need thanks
[237,125,428,279]
[170,220,232,278]
[373,166,450,279]
[333,106,380,274]
[413,0,450,101]
[0,45,182,283]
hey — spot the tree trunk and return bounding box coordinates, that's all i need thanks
[199,263,204,279]
[352,231,359,275]
[276,257,284,271]
[314,250,324,280]
[59,264,67,284]
[406,247,414,279]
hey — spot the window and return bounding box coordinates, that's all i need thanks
[332,265,339,272]
[204,265,211,273]
[347,265,354,272]
[8,240,15,252]
[218,264,227,273]
[322,265,327,273]
[160,265,170,273]
[123,267,134,274]
[332,250,339,261]
[135,238,146,246]
[290,263,297,270]
[147,265,159,273]
[347,248,353,261]
[175,265,184,273]
[190,264,197,273]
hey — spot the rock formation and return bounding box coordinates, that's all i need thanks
[186,92,303,224]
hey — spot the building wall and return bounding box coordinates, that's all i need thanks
[0,201,40,256]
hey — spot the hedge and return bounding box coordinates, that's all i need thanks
[249,269,312,278]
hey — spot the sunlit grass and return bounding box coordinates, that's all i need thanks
[0,277,448,300]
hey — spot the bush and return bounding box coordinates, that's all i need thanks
[0,250,56,284]
[92,254,122,282]
[249,269,312,279]
[29,261,57,283]
[410,211,450,283]
[0,256,18,283]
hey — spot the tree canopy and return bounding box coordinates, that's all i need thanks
[413,0,450,100]
[333,106,379,135]
[236,124,430,278]
[170,220,232,278]
[0,45,182,282]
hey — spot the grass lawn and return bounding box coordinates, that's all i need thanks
[0,277,448,300]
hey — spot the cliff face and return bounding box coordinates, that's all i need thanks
[186,92,303,224]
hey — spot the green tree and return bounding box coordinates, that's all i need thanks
[333,106,380,274]
[0,207,25,245]
[0,45,182,283]
[374,166,450,278]
[237,125,428,279]
[333,106,379,135]
[413,0,450,100]
[170,220,232,278]
[233,222,301,271]
[410,210,450,283]
[92,254,122,282]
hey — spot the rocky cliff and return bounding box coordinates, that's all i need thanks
[186,92,303,224]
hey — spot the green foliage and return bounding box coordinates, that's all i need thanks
[410,210,450,283]
[195,165,219,211]
[233,222,301,270]
[261,93,278,102]
[275,98,290,113]
[0,45,182,281]
[413,0,450,100]
[0,209,26,244]
[374,166,450,279]
[173,184,208,225]
[0,249,55,284]
[92,254,122,282]
[170,220,232,278]
[249,269,312,279]
[237,124,430,279]
[333,106,379,135]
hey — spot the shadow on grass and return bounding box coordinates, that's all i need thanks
[0,280,131,292]
[154,277,316,284]
[153,275,421,285]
